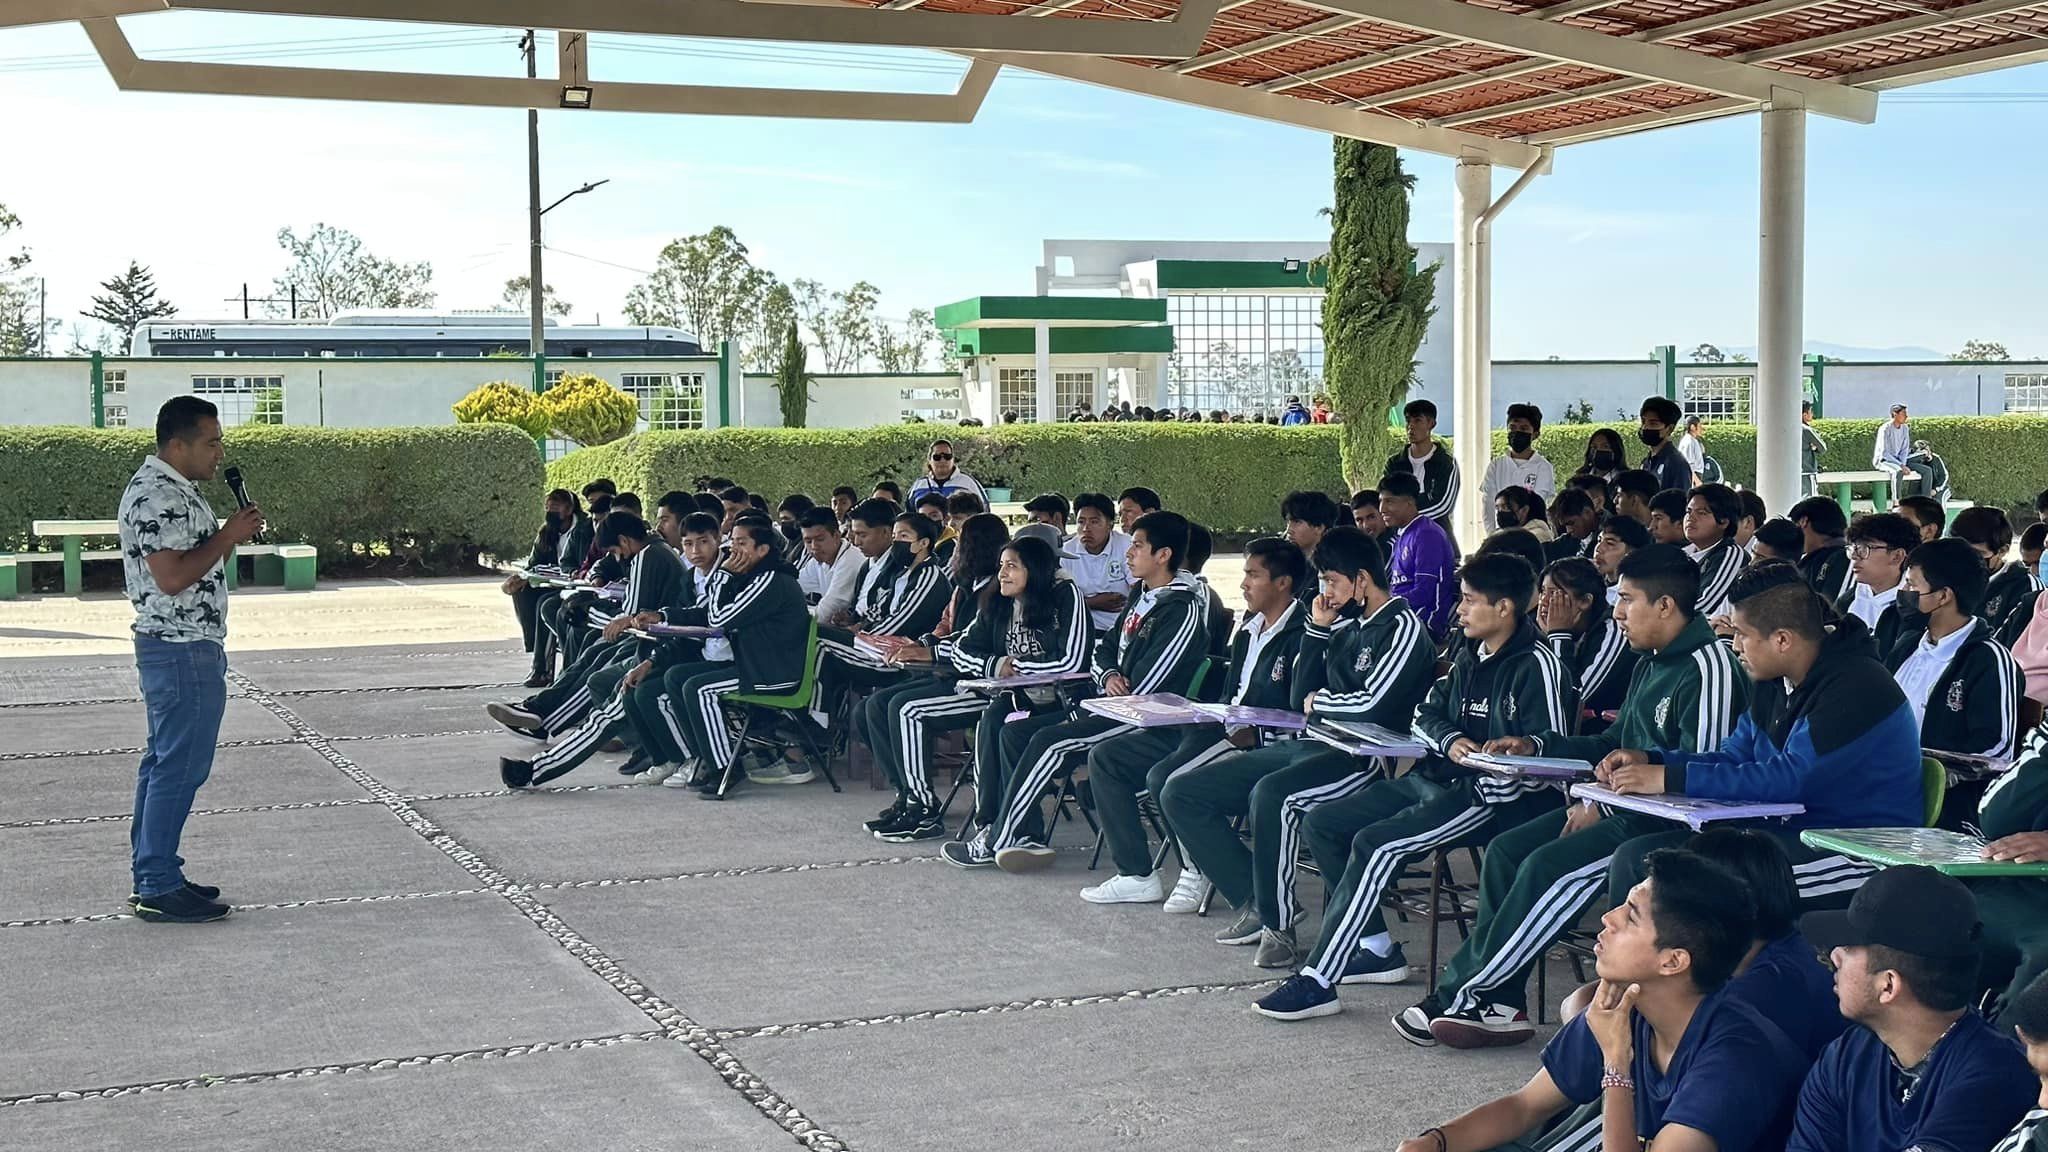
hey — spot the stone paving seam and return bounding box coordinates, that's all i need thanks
[0,684,523,709]
[0,796,385,830]
[0,729,494,764]
[711,978,1288,1041]
[0,1029,670,1108]
[0,887,496,930]
[221,666,855,1152]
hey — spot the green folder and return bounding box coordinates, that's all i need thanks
[1800,828,2048,876]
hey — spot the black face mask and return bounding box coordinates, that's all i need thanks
[888,541,915,568]
[1507,431,1534,454]
[1590,450,1617,471]
[545,511,563,530]
[1495,510,1519,530]
[1638,428,1663,447]
[780,522,802,543]
[1894,587,1923,621]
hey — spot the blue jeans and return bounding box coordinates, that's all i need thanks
[132,634,227,898]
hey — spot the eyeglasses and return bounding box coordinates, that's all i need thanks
[930,453,953,461]
[1849,544,1898,560]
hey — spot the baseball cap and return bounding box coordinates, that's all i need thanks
[1890,403,1909,414]
[1012,522,1064,549]
[1800,865,1982,959]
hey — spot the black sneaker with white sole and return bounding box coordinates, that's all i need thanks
[879,811,948,843]
[865,798,909,835]
[1430,1002,1535,1048]
[127,880,221,907]
[941,828,996,869]
[1392,993,1447,1047]
[1337,943,1411,986]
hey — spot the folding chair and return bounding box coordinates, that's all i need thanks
[1922,755,1948,827]
[713,619,843,799]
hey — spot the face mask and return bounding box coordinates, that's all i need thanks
[781,522,802,543]
[1894,587,1922,621]
[2038,556,2048,584]
[1507,431,1534,453]
[1495,510,1518,530]
[1591,450,1617,471]
[1638,428,1663,447]
[888,541,915,567]
[545,511,563,529]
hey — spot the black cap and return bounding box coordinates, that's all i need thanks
[1800,865,1981,960]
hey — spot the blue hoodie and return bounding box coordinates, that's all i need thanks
[1661,615,1922,830]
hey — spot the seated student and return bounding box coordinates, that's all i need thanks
[1750,516,1804,563]
[1165,527,1436,936]
[809,511,952,753]
[857,513,1012,840]
[1683,482,1749,619]
[1022,492,1070,539]
[496,509,688,788]
[714,487,750,535]
[1064,492,1136,632]
[1080,537,1309,906]
[1544,487,1601,565]
[635,518,812,797]
[1395,849,1807,1152]
[796,507,864,620]
[1791,495,1856,614]
[829,485,857,533]
[1969,724,2048,1033]
[1591,514,1652,606]
[507,488,592,687]
[1599,561,1925,910]
[1954,506,2042,648]
[871,481,903,506]
[618,510,731,786]
[1791,866,2039,1152]
[1387,398,1461,539]
[1253,553,1575,1019]
[1567,471,1613,517]
[1612,468,1660,527]
[774,494,814,566]
[912,490,949,528]
[819,498,898,630]
[1539,556,1638,733]
[1495,486,1553,543]
[2024,523,2047,585]
[944,490,985,531]
[1115,485,1161,536]
[1736,489,1767,555]
[1351,488,1399,559]
[1990,973,2048,1152]
[1578,428,1626,485]
[544,492,623,668]
[1482,403,1556,505]
[1282,490,1338,561]
[1846,511,1918,657]
[1183,522,1236,664]
[1892,538,2023,825]
[1381,470,1458,640]
[1647,488,1689,547]
[1898,493,1948,546]
[1410,545,1748,1048]
[943,511,1207,873]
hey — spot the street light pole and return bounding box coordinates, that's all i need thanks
[524,29,545,395]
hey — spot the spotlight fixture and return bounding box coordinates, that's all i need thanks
[1282,258,1301,273]
[560,85,594,110]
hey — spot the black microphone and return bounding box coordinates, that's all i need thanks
[223,465,264,543]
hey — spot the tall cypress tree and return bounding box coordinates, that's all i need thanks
[1321,139,1438,491]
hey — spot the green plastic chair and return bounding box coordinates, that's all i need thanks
[1187,655,1222,704]
[714,618,842,799]
[1921,756,1947,827]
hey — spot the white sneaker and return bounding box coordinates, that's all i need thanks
[1080,873,1166,905]
[1162,869,1212,914]
[644,760,680,784]
[660,760,702,789]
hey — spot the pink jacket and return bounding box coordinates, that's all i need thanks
[2012,589,2048,704]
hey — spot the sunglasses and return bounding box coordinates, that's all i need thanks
[930,453,954,461]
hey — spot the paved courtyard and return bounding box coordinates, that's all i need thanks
[1,578,1556,1150]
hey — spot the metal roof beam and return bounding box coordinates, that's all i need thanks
[1172,13,1367,74]
[1845,36,2048,87]
[1743,0,2048,64]
[1304,0,1875,120]
[165,0,1223,58]
[1436,75,1650,126]
[81,15,1003,118]
[1,0,159,28]
[1637,0,1836,44]
[1257,0,1628,93]
[967,47,1544,166]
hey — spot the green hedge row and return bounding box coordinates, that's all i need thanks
[551,415,2048,530]
[0,424,544,568]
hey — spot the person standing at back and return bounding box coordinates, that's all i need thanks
[1386,399,1460,539]
[120,396,266,924]
[1481,403,1556,508]
[906,438,987,505]
[1637,396,1695,494]
[1801,400,1827,497]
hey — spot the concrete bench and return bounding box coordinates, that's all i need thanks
[11,518,316,595]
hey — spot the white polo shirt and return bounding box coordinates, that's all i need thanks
[1063,531,1135,631]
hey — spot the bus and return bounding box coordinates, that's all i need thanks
[131,310,703,358]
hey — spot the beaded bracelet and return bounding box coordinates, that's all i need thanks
[1602,1067,1635,1091]
[1418,1127,1447,1152]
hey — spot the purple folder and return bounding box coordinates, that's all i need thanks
[1569,783,1805,830]
[644,623,723,638]
[1190,704,1307,731]
[1082,694,1203,727]
[958,671,1091,693]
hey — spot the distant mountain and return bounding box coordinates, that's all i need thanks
[1715,341,1944,362]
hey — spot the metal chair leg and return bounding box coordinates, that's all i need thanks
[712,710,753,800]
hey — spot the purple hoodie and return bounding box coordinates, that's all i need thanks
[1391,515,1457,638]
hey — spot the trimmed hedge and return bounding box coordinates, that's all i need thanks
[0,424,544,568]
[551,415,2048,530]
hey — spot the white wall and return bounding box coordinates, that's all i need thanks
[1821,363,2028,418]
[740,373,963,428]
[1492,360,1664,425]
[0,359,95,425]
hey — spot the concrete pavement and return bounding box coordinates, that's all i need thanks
[0,577,1572,1151]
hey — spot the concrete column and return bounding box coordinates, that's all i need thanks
[1452,156,1492,550]
[1755,94,1807,515]
[1151,357,1168,409]
[1033,320,1054,423]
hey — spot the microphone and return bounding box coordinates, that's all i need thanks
[223,465,264,543]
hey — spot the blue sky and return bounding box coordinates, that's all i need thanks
[1,12,2042,359]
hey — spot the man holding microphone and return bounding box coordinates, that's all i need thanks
[119,396,265,923]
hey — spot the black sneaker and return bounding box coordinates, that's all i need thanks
[1392,993,1447,1047]
[879,810,947,843]
[127,880,221,907]
[871,803,922,839]
[132,887,231,923]
[865,798,910,835]
[500,757,536,790]
[616,749,653,776]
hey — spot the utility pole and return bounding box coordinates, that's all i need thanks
[38,276,46,356]
[524,28,546,395]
